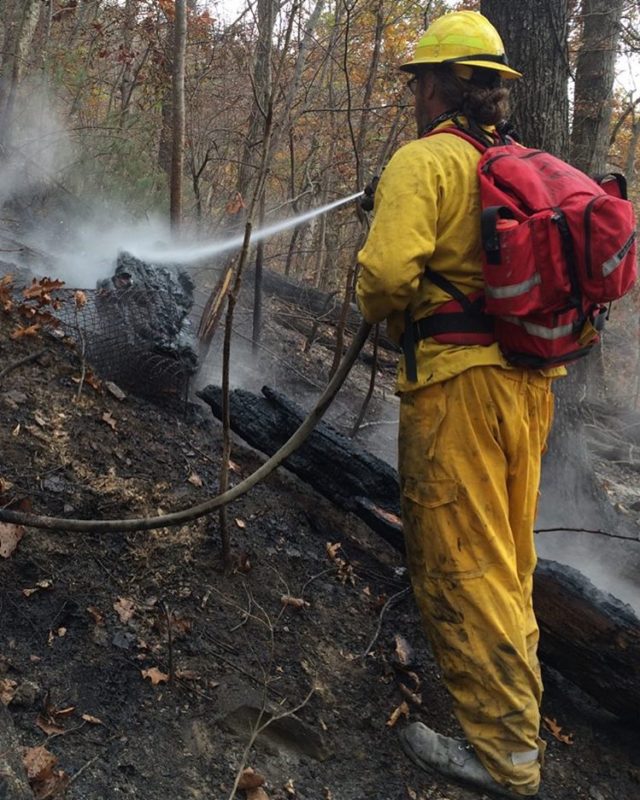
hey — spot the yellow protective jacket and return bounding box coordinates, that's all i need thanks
[356,120,563,393]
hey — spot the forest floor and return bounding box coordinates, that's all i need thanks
[1,282,639,800]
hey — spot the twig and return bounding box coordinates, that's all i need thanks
[360,586,411,660]
[0,348,45,381]
[74,306,87,400]
[66,752,102,787]
[300,568,334,600]
[534,526,640,543]
[161,601,175,682]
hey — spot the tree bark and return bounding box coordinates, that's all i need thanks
[570,0,625,175]
[481,0,570,156]
[170,0,187,230]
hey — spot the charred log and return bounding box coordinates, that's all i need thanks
[198,384,640,723]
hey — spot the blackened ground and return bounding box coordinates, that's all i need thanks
[0,303,639,800]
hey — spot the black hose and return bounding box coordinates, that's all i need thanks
[0,322,373,532]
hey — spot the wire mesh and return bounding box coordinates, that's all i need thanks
[54,284,198,407]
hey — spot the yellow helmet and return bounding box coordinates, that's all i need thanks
[399,11,522,80]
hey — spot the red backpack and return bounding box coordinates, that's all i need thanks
[401,126,637,380]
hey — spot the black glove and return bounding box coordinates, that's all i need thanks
[360,176,379,212]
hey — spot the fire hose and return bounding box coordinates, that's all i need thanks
[0,321,373,533]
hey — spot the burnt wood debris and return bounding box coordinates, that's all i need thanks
[198,384,640,723]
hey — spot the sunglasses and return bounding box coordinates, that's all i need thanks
[406,75,418,95]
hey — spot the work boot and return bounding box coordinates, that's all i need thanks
[399,722,539,798]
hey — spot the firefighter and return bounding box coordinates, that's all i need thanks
[356,11,562,798]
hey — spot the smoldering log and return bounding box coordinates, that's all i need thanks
[198,384,640,723]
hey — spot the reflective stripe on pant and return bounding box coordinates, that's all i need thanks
[399,365,554,796]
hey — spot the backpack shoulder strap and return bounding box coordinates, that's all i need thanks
[425,126,488,154]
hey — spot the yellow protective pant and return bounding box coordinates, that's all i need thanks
[398,365,554,796]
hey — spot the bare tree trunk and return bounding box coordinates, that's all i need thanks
[0,0,42,144]
[481,0,570,156]
[170,0,187,230]
[571,0,625,175]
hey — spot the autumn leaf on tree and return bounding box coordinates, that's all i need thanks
[225,191,246,215]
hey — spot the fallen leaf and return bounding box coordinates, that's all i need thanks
[12,423,20,437]
[406,787,418,800]
[399,684,422,707]
[113,596,135,623]
[36,715,65,736]
[175,669,198,681]
[280,595,310,610]
[81,713,104,725]
[23,745,58,780]
[326,542,342,562]
[393,634,414,668]
[246,789,270,800]
[34,411,47,428]
[386,700,410,728]
[284,778,296,795]
[237,767,265,790]
[235,517,246,529]
[543,716,574,745]
[235,551,251,574]
[228,458,241,473]
[0,522,24,558]
[0,678,18,705]
[86,606,105,626]
[56,627,67,638]
[187,471,203,487]
[141,667,169,685]
[101,411,117,431]
[104,381,126,401]
[74,290,87,308]
[10,323,40,340]
[22,579,53,597]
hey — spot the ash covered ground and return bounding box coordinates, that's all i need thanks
[0,273,639,800]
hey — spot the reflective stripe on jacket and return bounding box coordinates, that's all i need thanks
[356,120,563,392]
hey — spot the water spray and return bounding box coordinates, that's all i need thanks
[133,191,364,265]
[0,189,373,532]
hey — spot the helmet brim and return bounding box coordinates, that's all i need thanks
[399,57,522,80]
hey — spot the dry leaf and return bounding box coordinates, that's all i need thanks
[101,412,117,431]
[36,715,65,736]
[386,700,410,728]
[237,767,265,790]
[34,411,47,428]
[284,778,296,795]
[406,787,418,800]
[22,579,53,597]
[23,745,58,780]
[187,471,203,487]
[0,678,18,705]
[86,606,105,626]
[398,684,422,707]
[113,596,135,623]
[393,634,414,668]
[81,713,103,725]
[247,789,270,800]
[74,290,87,308]
[12,423,20,437]
[326,542,341,561]
[175,669,198,681]
[0,522,24,558]
[104,381,126,401]
[10,323,40,340]
[235,517,246,529]
[543,716,574,745]
[228,458,241,473]
[280,595,310,610]
[225,191,246,215]
[141,667,170,685]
